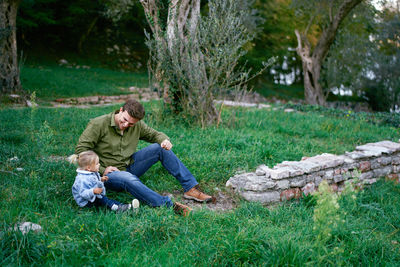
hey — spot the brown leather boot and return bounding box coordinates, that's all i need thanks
[173,202,192,216]
[183,187,212,203]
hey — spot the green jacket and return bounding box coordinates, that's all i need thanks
[75,111,169,174]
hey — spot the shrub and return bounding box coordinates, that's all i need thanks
[145,0,270,126]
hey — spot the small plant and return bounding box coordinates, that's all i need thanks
[313,180,341,245]
[36,121,55,156]
[312,171,362,264]
[312,180,345,264]
[28,91,55,156]
[313,173,361,239]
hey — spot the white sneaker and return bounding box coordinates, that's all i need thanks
[132,199,140,209]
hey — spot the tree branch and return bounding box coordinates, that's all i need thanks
[167,0,179,51]
[178,0,191,37]
[295,29,313,72]
[140,0,162,37]
[313,0,363,63]
[305,13,316,36]
[188,0,200,36]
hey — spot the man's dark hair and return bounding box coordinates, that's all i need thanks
[123,99,145,120]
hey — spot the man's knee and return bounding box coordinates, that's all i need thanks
[148,143,162,153]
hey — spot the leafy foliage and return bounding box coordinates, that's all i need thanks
[17,0,149,70]
[320,2,400,112]
[321,2,377,91]
[313,180,341,244]
[18,0,58,30]
[102,0,135,23]
[248,0,303,84]
[363,9,400,112]
[145,0,268,126]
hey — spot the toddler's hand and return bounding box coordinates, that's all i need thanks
[93,187,103,194]
[101,176,108,182]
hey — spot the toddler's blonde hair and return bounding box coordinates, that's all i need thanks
[68,151,98,169]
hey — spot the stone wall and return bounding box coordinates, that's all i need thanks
[226,140,400,204]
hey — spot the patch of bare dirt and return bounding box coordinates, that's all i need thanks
[166,188,239,212]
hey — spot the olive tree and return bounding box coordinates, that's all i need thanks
[293,0,364,106]
[140,0,267,126]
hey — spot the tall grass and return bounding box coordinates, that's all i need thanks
[1,65,400,265]
[1,102,399,265]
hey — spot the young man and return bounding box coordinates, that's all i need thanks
[75,99,212,215]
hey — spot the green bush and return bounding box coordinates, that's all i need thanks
[145,0,268,126]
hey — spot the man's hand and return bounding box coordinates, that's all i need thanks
[101,176,109,182]
[104,166,119,176]
[161,139,173,150]
[93,187,103,194]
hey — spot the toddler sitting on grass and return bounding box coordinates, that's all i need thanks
[70,151,139,212]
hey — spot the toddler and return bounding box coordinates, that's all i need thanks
[70,151,139,212]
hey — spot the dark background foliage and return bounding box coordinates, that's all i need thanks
[11,0,400,111]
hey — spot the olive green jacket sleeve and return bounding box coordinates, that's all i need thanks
[139,121,169,144]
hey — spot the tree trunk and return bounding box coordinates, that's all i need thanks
[140,0,215,118]
[295,0,363,106]
[295,29,326,105]
[301,59,326,105]
[0,0,22,95]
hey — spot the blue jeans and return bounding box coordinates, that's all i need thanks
[104,143,198,207]
[86,196,121,210]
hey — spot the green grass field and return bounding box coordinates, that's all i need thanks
[20,63,148,100]
[1,64,400,265]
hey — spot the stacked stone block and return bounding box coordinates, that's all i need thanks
[226,140,400,204]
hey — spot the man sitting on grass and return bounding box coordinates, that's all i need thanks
[75,99,212,215]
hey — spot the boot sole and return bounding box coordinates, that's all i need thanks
[183,195,212,203]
